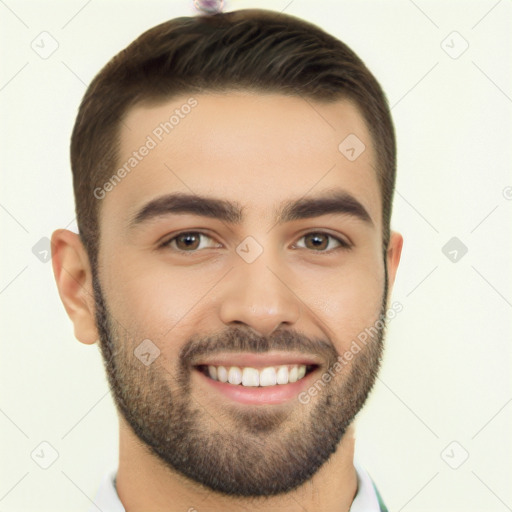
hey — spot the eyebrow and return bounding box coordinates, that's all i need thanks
[129,190,373,229]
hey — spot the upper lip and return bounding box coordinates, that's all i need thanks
[193,352,321,368]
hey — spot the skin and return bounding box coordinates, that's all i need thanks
[52,92,402,512]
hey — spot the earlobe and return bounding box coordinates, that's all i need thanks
[386,231,403,290]
[51,229,99,345]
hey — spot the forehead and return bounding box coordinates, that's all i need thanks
[101,92,381,231]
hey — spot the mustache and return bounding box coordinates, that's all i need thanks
[178,326,339,368]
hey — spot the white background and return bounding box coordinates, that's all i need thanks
[1,1,511,510]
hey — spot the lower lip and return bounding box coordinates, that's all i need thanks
[194,367,318,405]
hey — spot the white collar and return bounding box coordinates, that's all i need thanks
[89,460,384,512]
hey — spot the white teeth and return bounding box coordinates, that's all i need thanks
[205,364,309,387]
[289,366,298,383]
[242,367,259,387]
[208,365,217,381]
[228,366,242,385]
[276,365,289,384]
[259,367,277,387]
[217,366,228,383]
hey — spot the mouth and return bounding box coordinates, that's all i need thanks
[192,354,321,405]
[195,363,318,387]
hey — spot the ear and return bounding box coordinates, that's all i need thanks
[386,230,403,294]
[51,229,99,345]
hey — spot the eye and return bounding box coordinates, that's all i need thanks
[161,231,221,252]
[294,232,350,252]
[160,230,351,254]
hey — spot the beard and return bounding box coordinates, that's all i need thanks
[92,267,389,498]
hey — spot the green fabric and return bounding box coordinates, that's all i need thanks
[371,480,389,512]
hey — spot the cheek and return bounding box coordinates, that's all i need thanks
[298,256,385,351]
[102,256,223,342]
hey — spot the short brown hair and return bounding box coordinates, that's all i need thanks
[70,8,396,268]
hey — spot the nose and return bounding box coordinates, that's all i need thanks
[219,254,301,338]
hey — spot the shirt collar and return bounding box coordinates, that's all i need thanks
[89,461,385,512]
[350,460,384,511]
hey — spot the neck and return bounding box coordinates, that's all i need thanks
[115,416,358,512]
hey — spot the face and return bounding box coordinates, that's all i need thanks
[91,92,400,496]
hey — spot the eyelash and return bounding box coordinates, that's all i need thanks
[159,231,351,254]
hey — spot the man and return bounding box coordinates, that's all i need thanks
[52,7,402,511]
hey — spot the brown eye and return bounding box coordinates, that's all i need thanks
[304,233,329,250]
[296,232,348,252]
[162,232,220,252]
[175,233,201,250]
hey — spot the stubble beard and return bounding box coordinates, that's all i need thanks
[92,268,388,497]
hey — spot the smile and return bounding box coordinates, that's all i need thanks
[192,354,321,405]
[197,364,317,387]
